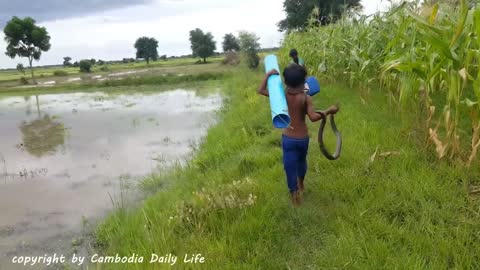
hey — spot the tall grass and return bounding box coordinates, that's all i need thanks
[94,68,480,269]
[280,1,480,165]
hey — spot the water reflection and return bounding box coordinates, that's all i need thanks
[23,96,32,116]
[19,114,66,157]
[16,95,66,158]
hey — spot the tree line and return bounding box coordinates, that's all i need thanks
[3,16,263,83]
[134,29,261,68]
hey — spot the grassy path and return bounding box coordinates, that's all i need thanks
[96,69,480,269]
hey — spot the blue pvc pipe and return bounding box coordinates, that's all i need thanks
[264,55,290,129]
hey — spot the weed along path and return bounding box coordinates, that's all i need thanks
[0,86,222,269]
[95,70,480,269]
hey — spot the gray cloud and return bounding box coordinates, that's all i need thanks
[0,0,153,25]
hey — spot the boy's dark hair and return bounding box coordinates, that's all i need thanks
[283,64,306,88]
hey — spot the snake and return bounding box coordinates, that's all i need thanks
[316,112,342,160]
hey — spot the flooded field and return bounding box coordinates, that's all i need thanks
[0,89,222,269]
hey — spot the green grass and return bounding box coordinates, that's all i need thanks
[0,56,224,83]
[0,71,229,96]
[94,68,480,269]
[0,61,231,93]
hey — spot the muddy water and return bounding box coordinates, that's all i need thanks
[0,89,222,269]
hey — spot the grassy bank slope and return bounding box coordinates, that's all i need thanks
[96,68,480,269]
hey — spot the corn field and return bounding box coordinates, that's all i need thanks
[281,0,480,166]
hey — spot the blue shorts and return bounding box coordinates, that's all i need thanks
[281,134,309,192]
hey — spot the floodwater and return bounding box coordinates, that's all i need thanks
[0,89,222,269]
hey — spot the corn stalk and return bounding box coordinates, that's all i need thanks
[280,0,480,166]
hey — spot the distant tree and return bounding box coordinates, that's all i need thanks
[189,28,216,63]
[3,17,51,83]
[97,59,105,65]
[277,0,362,31]
[222,33,240,52]
[73,61,79,67]
[90,58,96,65]
[134,37,159,64]
[16,63,25,75]
[63,56,72,67]
[79,60,92,73]
[160,54,167,61]
[238,31,261,69]
[121,58,135,63]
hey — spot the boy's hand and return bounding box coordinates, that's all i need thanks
[259,70,279,97]
[267,69,279,77]
[316,110,326,119]
[329,104,340,115]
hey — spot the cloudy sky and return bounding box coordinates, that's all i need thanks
[0,0,390,69]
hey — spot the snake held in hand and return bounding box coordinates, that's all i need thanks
[317,113,342,160]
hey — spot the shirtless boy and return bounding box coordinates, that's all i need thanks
[258,64,339,206]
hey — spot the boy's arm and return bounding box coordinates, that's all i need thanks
[306,96,325,122]
[258,69,279,97]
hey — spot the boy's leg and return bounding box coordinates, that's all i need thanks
[282,136,300,195]
[297,138,310,192]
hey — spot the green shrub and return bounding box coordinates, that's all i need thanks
[245,53,259,69]
[16,63,25,75]
[19,76,29,85]
[100,66,109,72]
[53,70,69,76]
[79,60,92,73]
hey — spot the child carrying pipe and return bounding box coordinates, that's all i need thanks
[258,64,339,206]
[289,49,305,67]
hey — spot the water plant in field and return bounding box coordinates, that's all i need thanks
[19,114,66,157]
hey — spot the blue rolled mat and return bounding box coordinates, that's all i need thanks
[264,55,290,129]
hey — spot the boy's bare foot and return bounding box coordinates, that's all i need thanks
[296,190,303,205]
[290,191,302,207]
[290,192,297,206]
[297,178,305,193]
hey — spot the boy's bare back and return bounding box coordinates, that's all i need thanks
[258,65,338,138]
[284,91,309,139]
